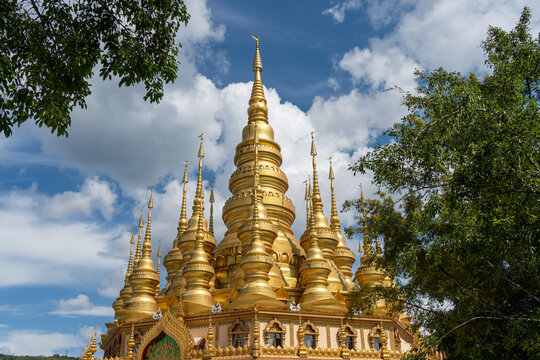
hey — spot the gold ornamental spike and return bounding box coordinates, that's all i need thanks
[134,208,143,267]
[127,227,135,276]
[177,161,189,236]
[304,178,310,228]
[156,240,162,295]
[248,36,268,124]
[144,188,153,250]
[329,158,355,290]
[307,132,339,260]
[209,182,215,236]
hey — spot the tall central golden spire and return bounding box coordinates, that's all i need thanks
[216,36,304,291]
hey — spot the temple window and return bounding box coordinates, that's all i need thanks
[228,320,249,348]
[264,319,286,348]
[304,325,316,348]
[344,326,356,350]
[368,325,384,351]
[302,321,319,349]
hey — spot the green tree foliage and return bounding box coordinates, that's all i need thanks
[0,0,189,137]
[346,8,539,360]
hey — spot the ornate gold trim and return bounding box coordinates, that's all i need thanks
[134,310,193,360]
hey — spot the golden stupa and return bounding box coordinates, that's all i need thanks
[89,37,415,360]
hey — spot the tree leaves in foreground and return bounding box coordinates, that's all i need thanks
[346,7,539,360]
[0,0,189,137]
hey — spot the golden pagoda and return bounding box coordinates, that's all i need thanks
[96,37,415,360]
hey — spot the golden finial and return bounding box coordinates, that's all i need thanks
[251,35,262,71]
[177,161,189,236]
[134,208,143,266]
[127,227,135,276]
[310,132,321,201]
[376,236,382,257]
[248,35,268,124]
[209,182,215,236]
[198,133,204,158]
[144,189,153,250]
[196,134,205,202]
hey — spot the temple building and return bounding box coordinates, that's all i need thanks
[83,37,415,360]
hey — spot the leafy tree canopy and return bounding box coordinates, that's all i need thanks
[346,7,539,360]
[0,0,189,137]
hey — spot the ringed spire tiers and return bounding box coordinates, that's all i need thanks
[216,36,304,292]
[300,133,346,293]
[329,158,355,290]
[124,190,159,320]
[177,135,216,267]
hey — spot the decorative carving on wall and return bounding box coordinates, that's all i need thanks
[134,310,193,360]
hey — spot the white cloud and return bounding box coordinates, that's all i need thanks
[0,326,103,356]
[51,294,114,317]
[0,181,125,288]
[322,0,362,23]
[43,177,117,220]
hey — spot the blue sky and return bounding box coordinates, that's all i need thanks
[0,0,538,356]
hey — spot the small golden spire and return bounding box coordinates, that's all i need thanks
[252,307,261,358]
[115,226,137,313]
[204,313,214,359]
[177,161,189,237]
[305,132,339,261]
[304,178,310,228]
[329,158,355,289]
[182,141,215,314]
[248,36,268,124]
[360,185,373,258]
[127,323,135,360]
[144,188,153,250]
[329,158,338,224]
[298,189,346,313]
[297,315,307,357]
[89,329,97,360]
[125,191,159,318]
[209,182,215,236]
[156,240,162,296]
[134,209,143,267]
[127,227,135,276]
